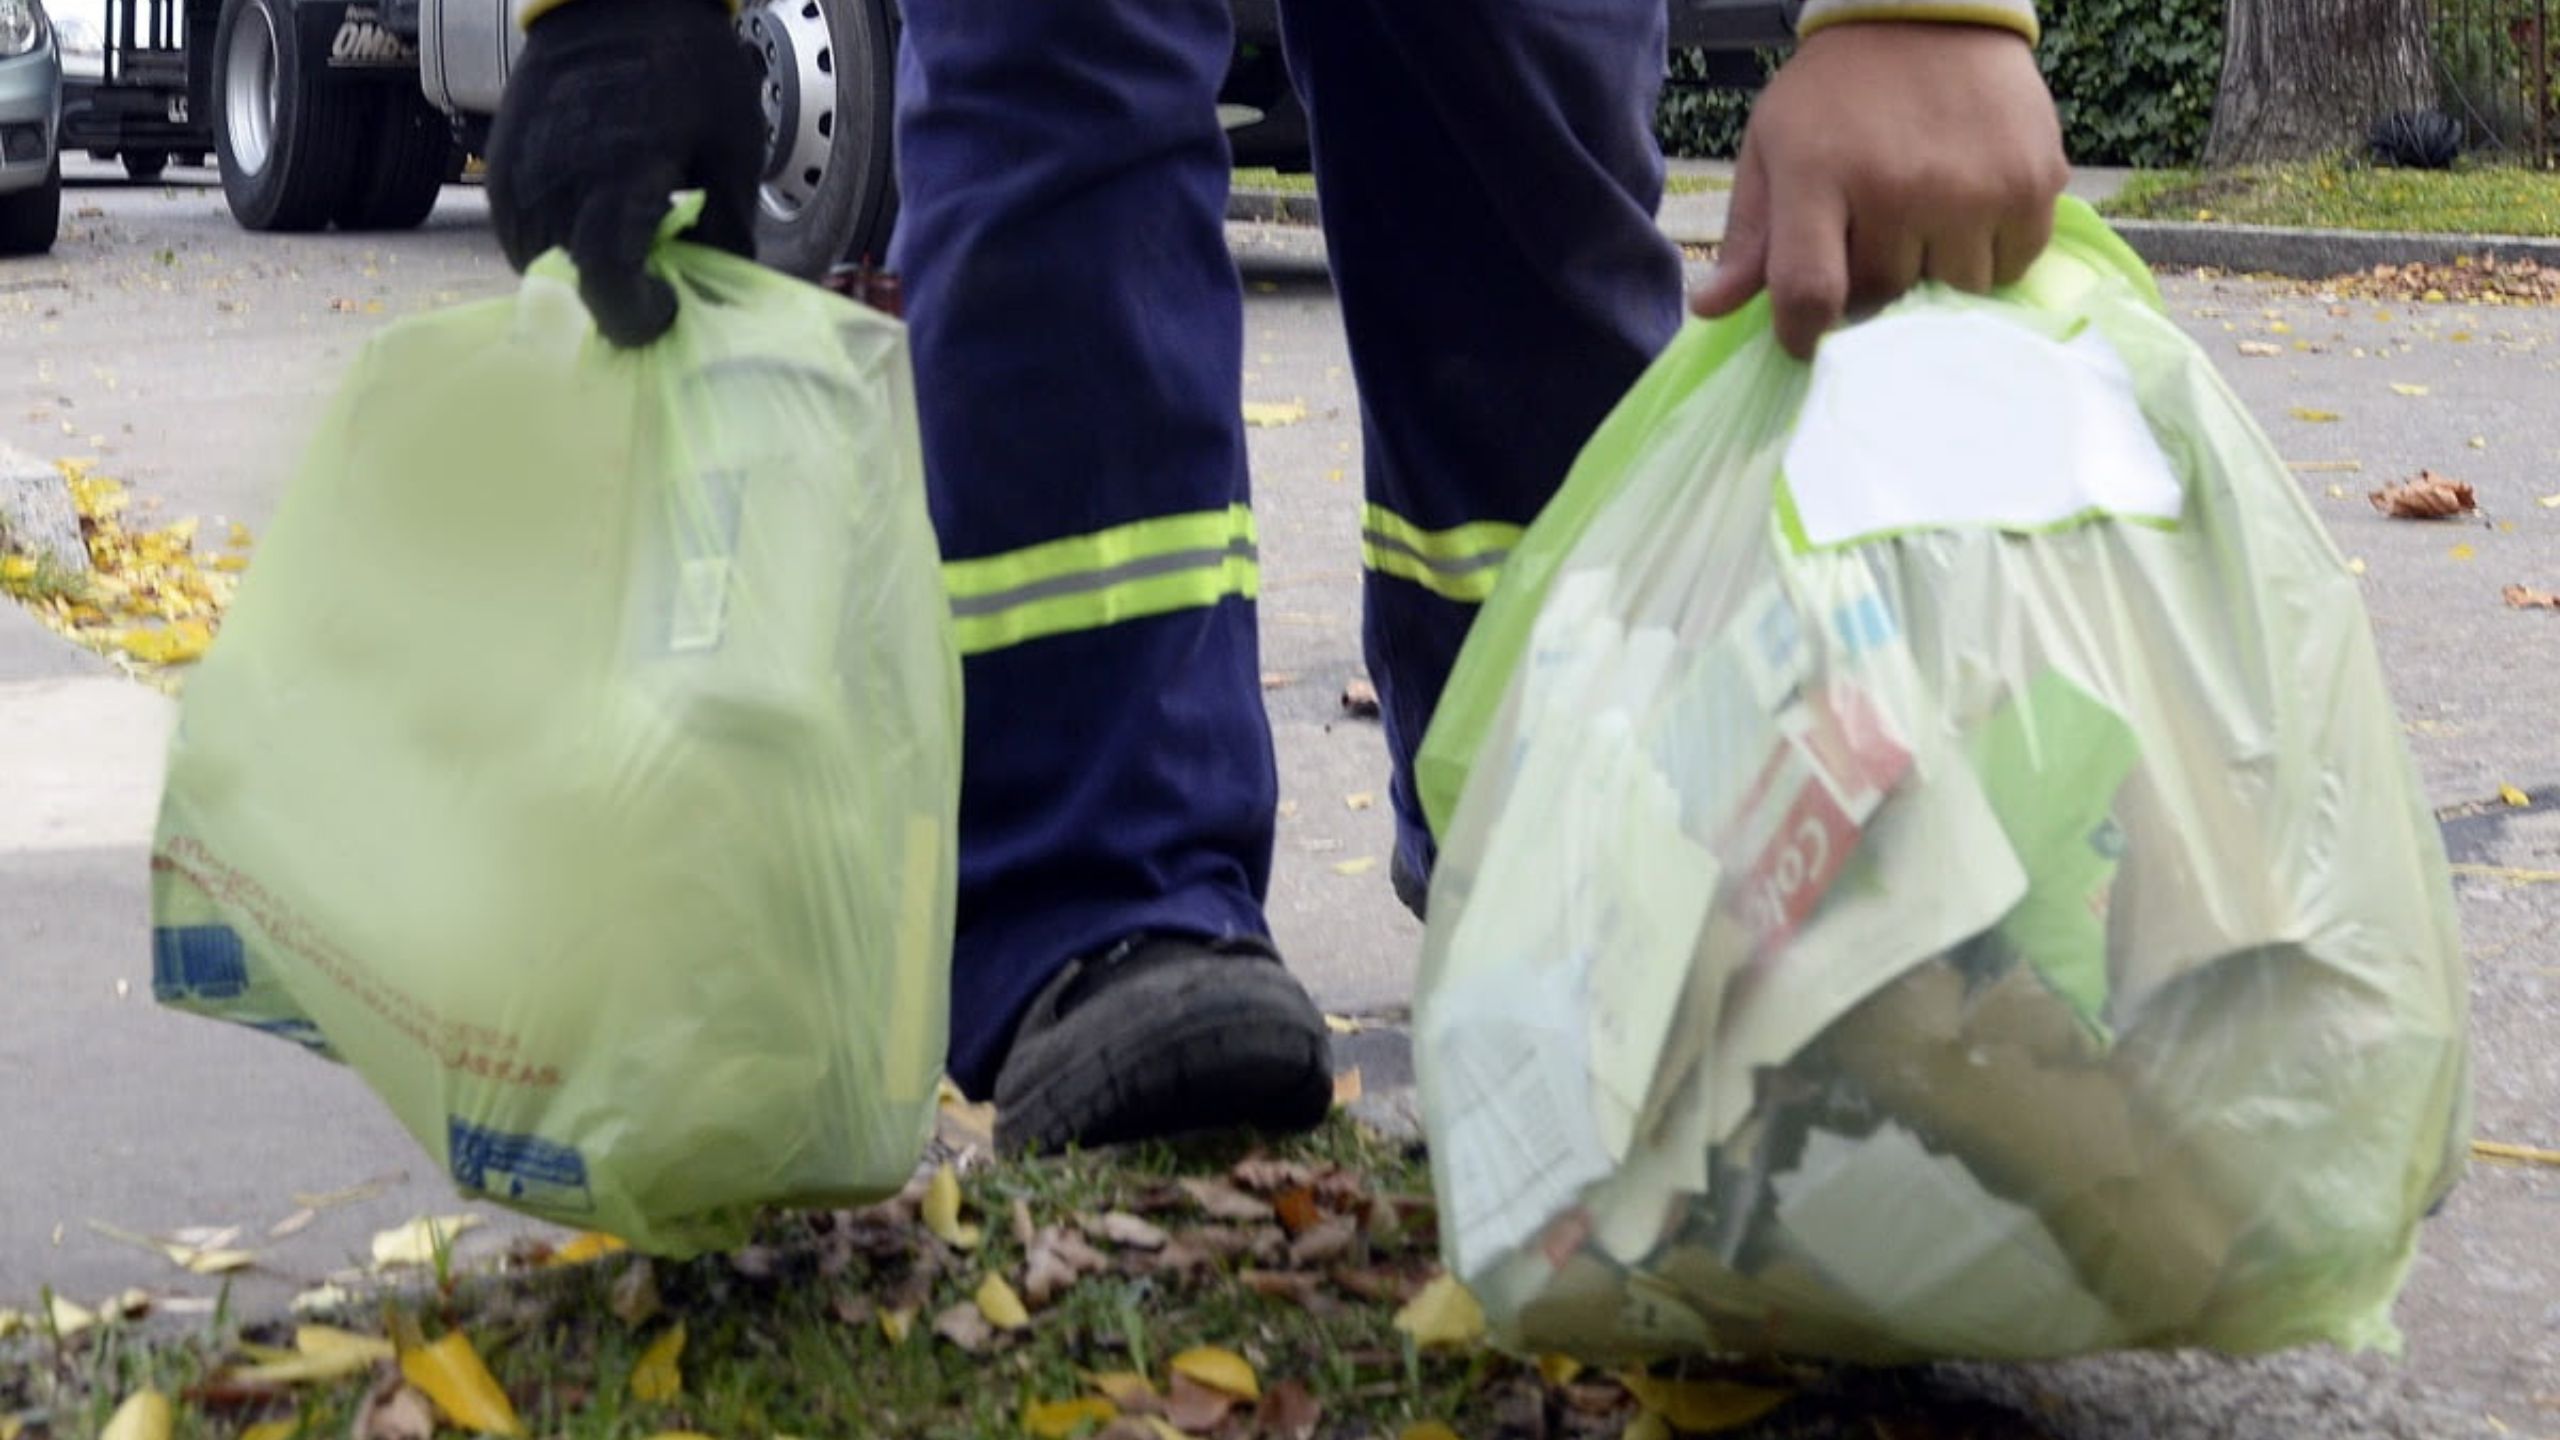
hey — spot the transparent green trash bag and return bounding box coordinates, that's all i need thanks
[149,214,961,1256]
[1411,201,2470,1363]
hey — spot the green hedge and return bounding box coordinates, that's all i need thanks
[1659,0,2225,168]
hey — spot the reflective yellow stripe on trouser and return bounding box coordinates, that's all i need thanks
[1359,504,1523,604]
[944,504,1260,657]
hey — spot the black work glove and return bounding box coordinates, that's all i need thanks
[485,0,766,347]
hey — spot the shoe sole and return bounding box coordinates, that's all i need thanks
[996,961,1334,1156]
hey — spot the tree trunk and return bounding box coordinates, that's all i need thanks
[2206,0,2439,164]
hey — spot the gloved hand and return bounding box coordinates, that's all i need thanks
[485,0,767,347]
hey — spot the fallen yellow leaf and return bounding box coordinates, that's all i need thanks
[2537,494,2559,509]
[240,1422,297,1440]
[180,1245,257,1275]
[548,1232,630,1267]
[1331,856,1377,877]
[2347,557,2368,575]
[1538,1355,1585,1388]
[0,1418,20,1440]
[400,1332,524,1436]
[630,1322,685,1404]
[48,1294,97,1338]
[2452,543,2476,562]
[978,1273,1031,1331]
[2390,382,2430,396]
[1344,792,1376,811]
[1620,1371,1792,1433]
[2450,862,2560,884]
[1322,1014,1362,1035]
[0,555,33,583]
[2289,407,2341,423]
[1082,1371,1160,1406]
[1394,1272,1486,1348]
[1332,1067,1365,1107]
[2474,1139,2560,1166]
[1170,1346,1260,1401]
[98,1389,171,1440]
[1021,1396,1118,1438]
[1401,1424,1464,1440]
[881,1307,914,1345]
[370,1215,480,1270]
[1623,1416,1671,1440]
[2501,785,2531,808]
[923,1164,983,1250]
[228,1325,397,1385]
[1242,400,1309,428]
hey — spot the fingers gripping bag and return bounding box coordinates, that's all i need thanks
[1411,201,2470,1364]
[147,204,961,1255]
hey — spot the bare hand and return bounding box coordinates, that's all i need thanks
[1690,23,2069,360]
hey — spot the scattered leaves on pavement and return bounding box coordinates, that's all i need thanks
[2235,340,2282,356]
[2452,543,2477,562]
[2369,472,2477,518]
[2314,258,2560,306]
[1331,857,1378,877]
[2289,407,2342,423]
[2389,382,2431,396]
[369,1214,480,1271]
[0,463,254,689]
[1243,400,1310,428]
[2504,585,2560,610]
[629,1322,686,1403]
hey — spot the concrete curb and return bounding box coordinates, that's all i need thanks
[0,441,88,575]
[1230,188,2560,282]
[2107,219,2560,280]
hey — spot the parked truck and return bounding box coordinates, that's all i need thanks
[127,0,1794,281]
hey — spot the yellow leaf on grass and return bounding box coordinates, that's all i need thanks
[1394,1273,1486,1348]
[230,1325,396,1384]
[1170,1346,1260,1400]
[977,1274,1031,1331]
[549,1232,630,1267]
[2390,382,2430,396]
[2289,407,2341,423]
[0,555,33,583]
[400,1332,524,1437]
[1242,400,1309,428]
[923,1164,983,1250]
[114,620,212,665]
[1623,1415,1671,1440]
[1619,1372,1793,1433]
[370,1214,481,1270]
[2501,785,2532,808]
[1537,1355,1585,1388]
[240,1422,298,1440]
[0,1418,20,1440]
[1021,1396,1119,1438]
[1401,1425,1464,1440]
[882,1308,915,1345]
[48,1294,98,1338]
[1082,1371,1160,1406]
[630,1322,685,1404]
[98,1389,171,1440]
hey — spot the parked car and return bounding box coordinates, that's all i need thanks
[0,0,61,255]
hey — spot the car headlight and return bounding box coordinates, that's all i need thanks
[0,0,45,59]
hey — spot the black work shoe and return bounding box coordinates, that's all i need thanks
[993,934,1334,1156]
[1391,849,1429,923]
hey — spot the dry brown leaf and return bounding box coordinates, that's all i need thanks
[2369,471,2477,519]
[1011,1196,1039,1251]
[1240,1269,1325,1309]
[1340,678,1381,718]
[610,1258,662,1328]
[2503,584,2560,610]
[1288,1216,1359,1268]
[2235,341,2282,357]
[267,1207,318,1240]
[1331,1069,1364,1108]
[1181,1178,1277,1225]
[933,1300,994,1353]
[831,1292,875,1328]
[1025,1226,1112,1306]
[352,1376,437,1440]
[1094,1212,1171,1251]
[1272,1188,1323,1236]
[1166,1372,1240,1433]
[1332,1266,1425,1304]
[1230,1157,1317,1193]
[1254,1379,1324,1440]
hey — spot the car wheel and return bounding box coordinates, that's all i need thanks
[741,0,897,278]
[123,149,170,181]
[213,0,369,231]
[334,87,454,231]
[0,159,61,256]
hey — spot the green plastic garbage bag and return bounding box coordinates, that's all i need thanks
[1411,200,2470,1364]
[148,210,962,1256]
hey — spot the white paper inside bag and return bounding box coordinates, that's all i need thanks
[1780,311,2184,549]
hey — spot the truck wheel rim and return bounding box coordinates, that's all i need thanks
[224,3,280,176]
[741,0,838,225]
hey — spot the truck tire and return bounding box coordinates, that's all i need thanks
[0,160,61,256]
[334,87,453,231]
[213,0,368,232]
[743,0,897,278]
